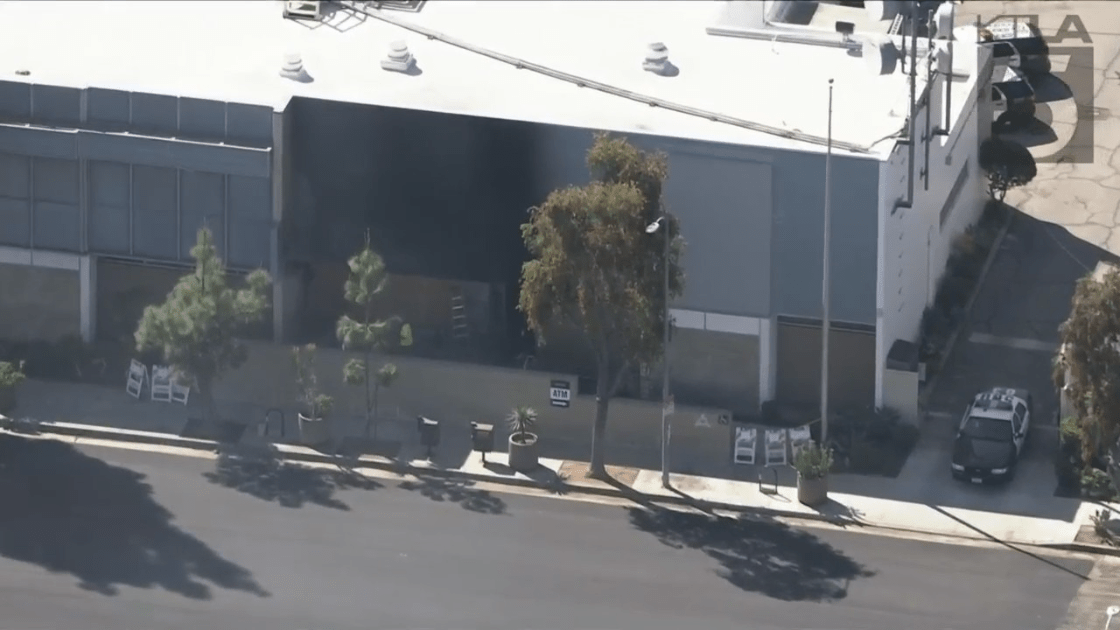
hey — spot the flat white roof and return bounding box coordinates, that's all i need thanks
[0,0,923,158]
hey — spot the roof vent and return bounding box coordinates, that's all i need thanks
[642,42,675,76]
[863,37,898,75]
[381,40,417,73]
[279,52,312,83]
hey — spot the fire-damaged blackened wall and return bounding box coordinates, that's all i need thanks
[284,98,544,350]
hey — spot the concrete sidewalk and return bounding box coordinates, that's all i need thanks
[5,378,1117,552]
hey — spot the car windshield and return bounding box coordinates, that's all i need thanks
[962,415,1013,442]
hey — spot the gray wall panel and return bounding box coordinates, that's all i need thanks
[770,153,879,324]
[32,157,79,204]
[89,160,129,206]
[530,124,880,324]
[81,132,270,177]
[227,175,271,268]
[32,201,80,251]
[179,98,227,143]
[131,165,177,258]
[87,160,130,253]
[0,197,30,246]
[0,81,30,120]
[227,104,273,146]
[0,126,77,159]
[88,203,130,254]
[180,170,225,259]
[0,153,29,198]
[87,88,130,130]
[30,85,81,127]
[130,93,177,136]
[661,153,772,316]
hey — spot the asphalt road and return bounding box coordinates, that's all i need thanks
[0,436,1095,630]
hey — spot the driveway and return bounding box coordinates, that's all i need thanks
[912,1,1120,517]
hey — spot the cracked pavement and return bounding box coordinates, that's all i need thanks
[928,3,1120,425]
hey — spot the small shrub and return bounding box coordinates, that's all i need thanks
[794,442,834,480]
[1081,467,1119,501]
[935,276,972,313]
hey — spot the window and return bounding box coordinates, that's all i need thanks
[962,416,1013,442]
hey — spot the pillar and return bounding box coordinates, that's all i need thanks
[79,254,97,343]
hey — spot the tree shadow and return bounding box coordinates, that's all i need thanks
[627,507,874,601]
[203,451,382,511]
[0,434,269,599]
[397,476,508,515]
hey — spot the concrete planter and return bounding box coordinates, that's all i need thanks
[508,432,539,472]
[298,412,331,446]
[797,473,829,507]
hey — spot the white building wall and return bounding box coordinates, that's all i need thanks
[875,43,991,405]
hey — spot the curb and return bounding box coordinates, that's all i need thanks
[1036,541,1120,558]
[919,206,1016,411]
[10,419,1118,555]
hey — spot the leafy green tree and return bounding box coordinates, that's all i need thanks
[1056,265,1120,487]
[979,137,1037,202]
[135,227,271,425]
[337,234,402,439]
[518,133,684,477]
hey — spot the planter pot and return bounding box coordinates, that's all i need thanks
[508,432,539,472]
[298,412,331,446]
[797,472,829,507]
[0,385,16,416]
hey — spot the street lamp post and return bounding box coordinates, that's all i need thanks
[1106,605,1119,630]
[646,213,672,489]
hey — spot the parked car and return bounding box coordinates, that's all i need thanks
[951,387,1034,484]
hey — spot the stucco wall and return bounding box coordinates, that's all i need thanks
[878,47,989,360]
[213,341,732,466]
[0,262,80,341]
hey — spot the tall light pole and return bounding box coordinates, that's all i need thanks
[646,213,672,489]
[1106,605,1119,630]
[820,78,834,446]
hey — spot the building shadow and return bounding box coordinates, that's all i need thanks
[0,434,269,599]
[203,450,381,511]
[627,507,874,601]
[396,476,508,515]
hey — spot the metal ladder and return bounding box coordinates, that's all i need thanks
[888,12,904,36]
[450,286,470,341]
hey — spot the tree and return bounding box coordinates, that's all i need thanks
[979,137,1037,202]
[135,227,271,426]
[518,133,684,477]
[336,234,402,440]
[1056,265,1120,488]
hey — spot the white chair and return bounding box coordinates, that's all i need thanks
[789,425,812,460]
[126,360,147,399]
[765,429,788,466]
[733,426,757,465]
[150,365,173,403]
[170,379,190,405]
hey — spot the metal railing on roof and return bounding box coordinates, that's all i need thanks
[336,0,876,154]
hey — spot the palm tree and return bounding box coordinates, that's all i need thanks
[507,406,538,444]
